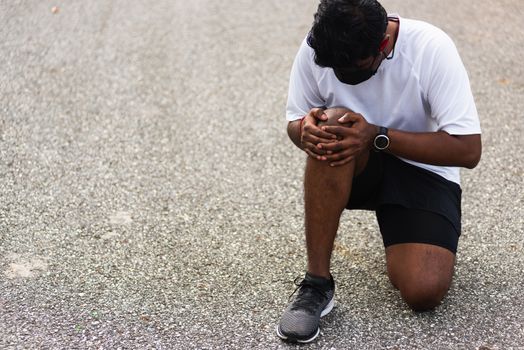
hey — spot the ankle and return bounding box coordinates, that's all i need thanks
[306,271,332,281]
[304,272,334,292]
[306,264,331,279]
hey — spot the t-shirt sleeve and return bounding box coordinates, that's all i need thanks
[421,32,481,135]
[286,39,326,121]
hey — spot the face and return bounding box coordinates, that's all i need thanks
[333,54,384,85]
[333,35,390,85]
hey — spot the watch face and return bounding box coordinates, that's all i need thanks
[374,135,390,150]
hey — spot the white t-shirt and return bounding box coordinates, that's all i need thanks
[286,15,481,185]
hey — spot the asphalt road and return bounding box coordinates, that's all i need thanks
[1,0,523,349]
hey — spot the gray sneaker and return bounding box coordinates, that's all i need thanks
[276,273,335,343]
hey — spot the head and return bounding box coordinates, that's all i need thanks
[307,0,389,84]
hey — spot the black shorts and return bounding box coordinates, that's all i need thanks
[347,152,462,254]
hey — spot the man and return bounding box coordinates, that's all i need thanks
[277,0,482,343]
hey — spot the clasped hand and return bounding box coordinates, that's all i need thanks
[300,108,376,166]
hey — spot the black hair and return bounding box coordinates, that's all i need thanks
[307,0,388,68]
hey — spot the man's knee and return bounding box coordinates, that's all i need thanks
[386,243,455,312]
[399,278,450,311]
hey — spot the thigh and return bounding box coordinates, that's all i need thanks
[377,204,460,254]
[378,154,462,239]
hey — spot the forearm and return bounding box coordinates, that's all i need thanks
[387,128,482,169]
[287,120,303,150]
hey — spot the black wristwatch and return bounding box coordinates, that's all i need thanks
[373,126,390,151]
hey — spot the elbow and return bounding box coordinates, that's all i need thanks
[286,121,294,139]
[464,154,481,169]
[454,134,481,169]
[287,120,303,149]
[464,144,482,169]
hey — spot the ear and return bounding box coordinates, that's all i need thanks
[379,35,390,52]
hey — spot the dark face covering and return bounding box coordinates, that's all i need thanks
[333,54,382,85]
[333,60,378,85]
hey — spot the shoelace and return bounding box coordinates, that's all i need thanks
[288,276,329,314]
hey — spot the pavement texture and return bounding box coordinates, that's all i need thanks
[1,0,523,349]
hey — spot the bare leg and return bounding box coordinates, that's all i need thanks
[303,107,368,278]
[304,155,355,278]
[386,243,455,311]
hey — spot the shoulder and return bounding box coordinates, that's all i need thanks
[294,36,317,66]
[401,18,458,60]
[290,36,330,83]
[399,17,464,85]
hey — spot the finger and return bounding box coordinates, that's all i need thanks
[318,141,344,152]
[324,148,357,162]
[304,148,327,161]
[338,112,362,124]
[305,124,338,140]
[308,107,324,115]
[307,137,337,148]
[319,139,359,152]
[321,125,359,136]
[303,133,337,146]
[330,156,355,167]
[310,108,328,121]
[305,108,324,122]
[337,113,353,124]
[302,120,337,143]
[303,142,328,156]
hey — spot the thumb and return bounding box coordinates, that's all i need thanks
[338,112,360,124]
[312,108,327,121]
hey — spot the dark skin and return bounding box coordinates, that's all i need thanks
[289,108,481,168]
[288,20,482,311]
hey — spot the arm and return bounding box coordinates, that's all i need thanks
[286,38,339,157]
[387,129,481,169]
[287,119,303,149]
[319,113,481,168]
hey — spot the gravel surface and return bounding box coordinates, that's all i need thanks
[1,0,523,349]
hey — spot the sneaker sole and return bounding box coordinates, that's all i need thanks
[275,296,335,343]
[320,296,335,317]
[276,324,320,344]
